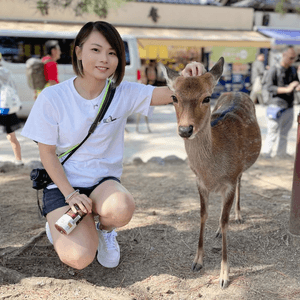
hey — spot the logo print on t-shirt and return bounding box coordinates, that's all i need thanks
[103,115,117,123]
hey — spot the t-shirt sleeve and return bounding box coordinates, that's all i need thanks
[21,91,59,145]
[121,81,155,117]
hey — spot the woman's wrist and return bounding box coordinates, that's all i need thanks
[65,189,80,203]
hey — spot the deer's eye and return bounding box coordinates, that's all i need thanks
[171,95,178,103]
[203,97,211,104]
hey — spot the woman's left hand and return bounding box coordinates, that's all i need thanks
[181,61,206,77]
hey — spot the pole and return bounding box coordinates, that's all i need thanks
[289,113,300,236]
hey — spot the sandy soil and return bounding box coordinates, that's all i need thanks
[1,156,300,300]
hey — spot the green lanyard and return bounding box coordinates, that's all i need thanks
[58,79,111,159]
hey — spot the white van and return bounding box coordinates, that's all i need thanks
[0,30,141,118]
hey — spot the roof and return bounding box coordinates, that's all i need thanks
[233,0,300,11]
[136,0,221,5]
[257,27,300,45]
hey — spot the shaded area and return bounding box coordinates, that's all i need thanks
[1,158,300,299]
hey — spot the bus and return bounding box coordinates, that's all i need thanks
[0,29,141,118]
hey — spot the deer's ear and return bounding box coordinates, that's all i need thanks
[209,57,224,84]
[162,66,180,92]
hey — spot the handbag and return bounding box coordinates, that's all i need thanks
[266,106,286,120]
[0,84,22,115]
[30,82,116,215]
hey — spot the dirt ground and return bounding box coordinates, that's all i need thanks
[1,156,300,300]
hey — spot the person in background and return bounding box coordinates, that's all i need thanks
[35,40,61,99]
[295,64,300,104]
[250,53,265,104]
[0,53,23,166]
[21,21,204,270]
[139,59,148,85]
[261,45,300,159]
[145,59,158,85]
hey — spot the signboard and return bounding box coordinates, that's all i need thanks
[211,63,251,99]
[211,46,257,64]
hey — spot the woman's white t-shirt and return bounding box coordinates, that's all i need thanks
[21,77,155,188]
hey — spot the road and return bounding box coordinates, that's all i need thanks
[1,104,299,165]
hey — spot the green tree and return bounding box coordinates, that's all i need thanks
[35,0,131,18]
[275,0,300,14]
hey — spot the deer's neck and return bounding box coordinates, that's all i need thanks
[184,123,213,166]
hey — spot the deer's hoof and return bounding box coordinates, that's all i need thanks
[215,227,222,238]
[191,262,203,272]
[215,232,222,238]
[219,278,229,289]
[235,218,244,224]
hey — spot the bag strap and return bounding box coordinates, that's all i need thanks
[59,82,116,166]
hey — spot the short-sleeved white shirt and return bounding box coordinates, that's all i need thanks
[21,77,155,187]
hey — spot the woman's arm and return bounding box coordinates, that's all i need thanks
[150,62,205,106]
[38,143,92,214]
[150,86,173,106]
[39,143,73,197]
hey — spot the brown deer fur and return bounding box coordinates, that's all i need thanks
[163,57,261,288]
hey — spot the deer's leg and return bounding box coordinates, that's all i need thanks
[215,175,242,237]
[235,174,243,224]
[219,185,236,289]
[192,183,209,272]
[136,113,141,132]
[145,116,152,133]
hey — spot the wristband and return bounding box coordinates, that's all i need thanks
[65,189,80,203]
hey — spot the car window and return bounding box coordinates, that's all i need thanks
[0,36,73,64]
[123,41,130,66]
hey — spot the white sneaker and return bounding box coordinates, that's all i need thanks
[14,160,24,166]
[96,223,120,268]
[45,222,53,245]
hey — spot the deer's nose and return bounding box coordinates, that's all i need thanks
[178,125,194,138]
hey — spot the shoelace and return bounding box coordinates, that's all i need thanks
[102,230,118,251]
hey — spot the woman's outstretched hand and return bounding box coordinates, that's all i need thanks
[181,61,206,77]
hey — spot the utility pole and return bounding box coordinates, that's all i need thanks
[289,113,300,236]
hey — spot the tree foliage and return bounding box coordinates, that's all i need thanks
[275,0,300,14]
[35,0,131,18]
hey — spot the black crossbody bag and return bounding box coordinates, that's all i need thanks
[30,84,116,215]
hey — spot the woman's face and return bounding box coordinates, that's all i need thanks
[76,30,119,81]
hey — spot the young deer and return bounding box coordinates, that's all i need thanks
[163,57,261,288]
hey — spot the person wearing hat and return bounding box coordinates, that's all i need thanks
[0,52,24,166]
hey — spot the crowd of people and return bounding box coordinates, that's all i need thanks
[1,21,300,270]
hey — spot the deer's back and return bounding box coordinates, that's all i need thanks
[210,92,261,172]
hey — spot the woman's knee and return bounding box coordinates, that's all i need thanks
[57,247,96,270]
[102,192,135,226]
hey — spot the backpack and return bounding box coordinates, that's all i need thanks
[26,58,47,90]
[0,84,22,115]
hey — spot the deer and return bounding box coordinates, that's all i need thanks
[163,57,262,288]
